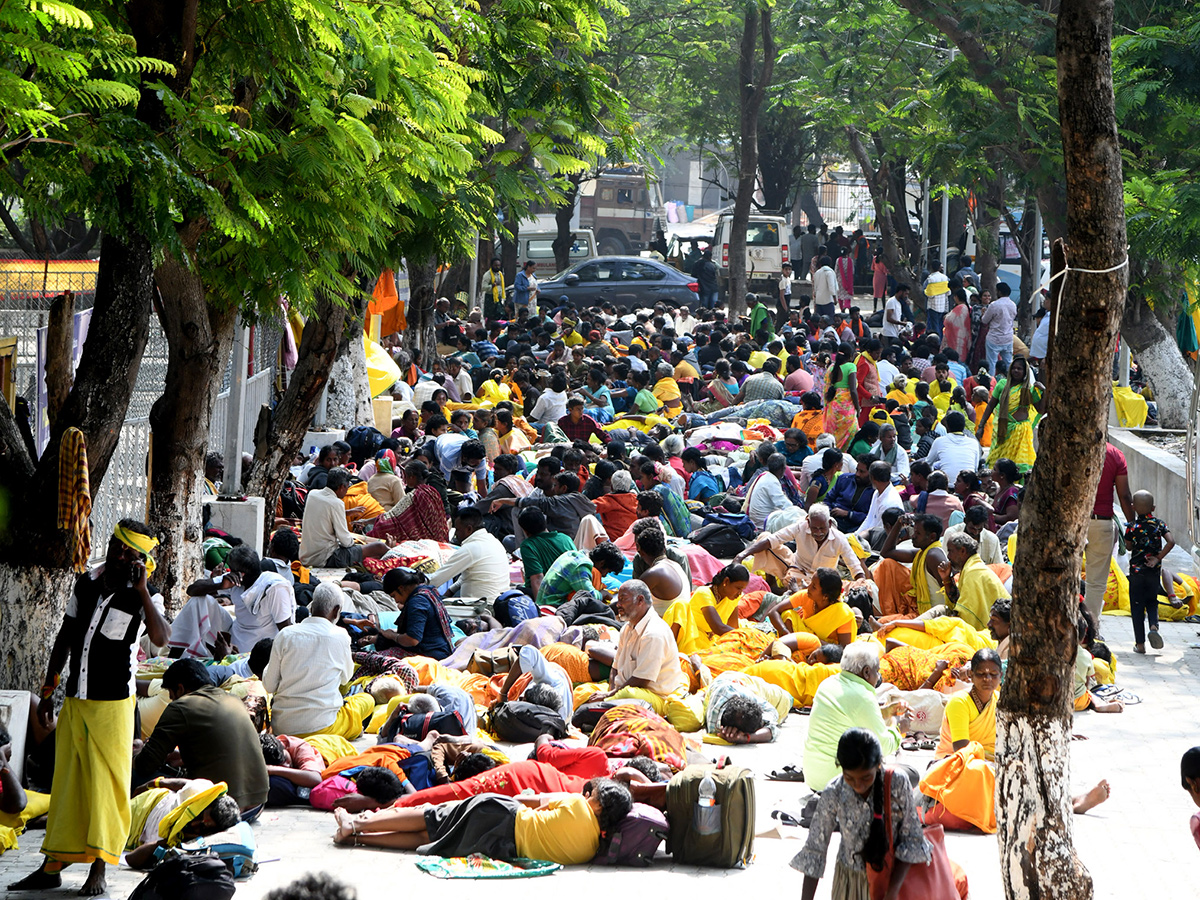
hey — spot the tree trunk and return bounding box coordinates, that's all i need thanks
[996,1,1126,898]
[325,313,370,430]
[797,184,824,230]
[1122,293,1193,428]
[726,3,775,320]
[553,174,583,272]
[846,126,914,287]
[148,250,237,612]
[245,290,356,544]
[401,255,439,369]
[973,162,1004,300]
[0,232,154,688]
[884,154,920,272]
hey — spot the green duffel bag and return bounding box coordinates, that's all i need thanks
[664,764,755,868]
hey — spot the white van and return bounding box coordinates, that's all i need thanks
[711,214,788,295]
[515,229,597,278]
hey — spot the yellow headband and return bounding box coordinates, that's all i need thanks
[113,524,158,575]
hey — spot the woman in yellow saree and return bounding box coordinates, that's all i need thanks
[975,356,1044,472]
[764,567,857,657]
[874,615,997,653]
[879,641,975,692]
[935,648,1001,760]
[663,565,748,654]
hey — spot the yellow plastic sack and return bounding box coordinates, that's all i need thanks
[365,336,402,398]
[1111,383,1148,428]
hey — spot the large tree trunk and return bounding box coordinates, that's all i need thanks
[1122,293,1193,428]
[148,249,237,612]
[972,161,1004,299]
[402,255,440,369]
[0,232,154,688]
[726,3,774,320]
[884,154,920,272]
[245,290,356,543]
[796,184,824,230]
[846,126,915,287]
[553,173,584,272]
[996,1,1126,898]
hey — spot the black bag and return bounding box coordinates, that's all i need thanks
[345,425,385,466]
[128,852,235,900]
[486,701,568,742]
[572,699,653,734]
[690,523,746,558]
[279,481,307,518]
[398,709,467,740]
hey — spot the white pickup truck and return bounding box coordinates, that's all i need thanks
[711,214,789,296]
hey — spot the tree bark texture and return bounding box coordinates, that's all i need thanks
[45,291,75,430]
[0,565,75,691]
[148,251,237,612]
[972,161,1004,300]
[402,255,440,370]
[553,174,583,272]
[997,1,1126,898]
[1121,294,1193,428]
[726,3,774,321]
[845,126,914,288]
[245,290,355,545]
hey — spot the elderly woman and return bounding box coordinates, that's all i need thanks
[652,363,684,417]
[594,469,639,537]
[368,460,449,544]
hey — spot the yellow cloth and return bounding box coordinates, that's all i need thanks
[296,693,376,741]
[937,691,997,760]
[605,414,672,433]
[514,795,600,866]
[57,427,91,573]
[42,696,136,869]
[0,789,51,853]
[1111,384,1148,428]
[303,733,357,766]
[125,789,170,851]
[608,686,703,732]
[880,616,996,653]
[562,330,584,347]
[782,593,857,643]
[741,659,840,707]
[157,781,228,844]
[952,555,1010,631]
[919,741,996,833]
[662,586,739,654]
[747,350,770,370]
[541,643,592,684]
[653,377,682,411]
[343,481,385,523]
[114,523,158,575]
[912,540,945,613]
[364,336,402,398]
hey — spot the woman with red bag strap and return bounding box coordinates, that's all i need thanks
[792,729,932,900]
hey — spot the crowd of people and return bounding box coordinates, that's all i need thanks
[3,264,1193,899]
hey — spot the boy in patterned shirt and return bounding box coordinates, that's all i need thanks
[1124,490,1174,653]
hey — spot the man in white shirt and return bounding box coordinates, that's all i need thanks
[426,506,510,602]
[1029,306,1050,361]
[982,283,1019,375]
[262,584,373,739]
[744,454,797,530]
[777,262,794,328]
[225,545,294,653]
[875,350,900,389]
[882,285,906,348]
[855,460,904,541]
[946,508,1003,566]
[674,307,699,337]
[589,580,693,728]
[870,424,910,483]
[923,263,950,336]
[734,503,864,591]
[299,468,387,568]
[813,256,839,316]
[444,357,474,402]
[924,411,983,477]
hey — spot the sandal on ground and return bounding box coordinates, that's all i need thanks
[1148,630,1164,649]
[767,765,805,782]
[901,738,920,752]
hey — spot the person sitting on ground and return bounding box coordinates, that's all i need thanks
[803,643,908,791]
[735,503,864,593]
[300,467,388,568]
[925,411,982,480]
[558,397,613,445]
[935,532,1009,631]
[369,567,455,660]
[936,647,1002,760]
[594,470,639,537]
[700,671,792,744]
[134,660,269,815]
[517,508,577,597]
[305,445,339,489]
[854,460,903,543]
[1074,618,1124,714]
[426,506,510,603]
[263,584,374,740]
[332,777,633,867]
[632,524,689,617]
[945,504,1002,566]
[369,460,451,544]
[874,513,949,618]
[681,448,722,502]
[0,724,46,855]
[663,563,749,654]
[745,453,799,530]
[826,455,877,533]
[213,545,295,654]
[766,567,858,653]
[501,472,597,544]
[922,470,964,530]
[586,581,698,731]
[535,542,626,609]
[793,728,931,900]
[123,779,242,869]
[870,424,910,484]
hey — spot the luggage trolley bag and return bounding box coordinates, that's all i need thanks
[664,764,755,868]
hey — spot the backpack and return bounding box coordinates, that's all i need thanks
[279,481,308,519]
[572,699,654,734]
[345,425,384,466]
[493,589,539,627]
[484,701,568,743]
[179,821,256,878]
[701,512,757,540]
[128,852,235,900]
[689,523,746,559]
[593,802,669,867]
[466,646,519,677]
[664,764,755,868]
[397,709,467,740]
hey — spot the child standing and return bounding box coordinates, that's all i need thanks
[1124,490,1174,653]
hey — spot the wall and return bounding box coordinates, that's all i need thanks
[1106,427,1194,549]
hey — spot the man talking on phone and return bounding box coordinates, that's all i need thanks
[10,520,170,896]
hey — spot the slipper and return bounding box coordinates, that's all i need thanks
[1148,630,1164,649]
[901,738,920,752]
[1183,615,1200,624]
[919,738,938,751]
[767,765,806,782]
[771,809,803,827]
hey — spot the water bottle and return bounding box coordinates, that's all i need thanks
[698,773,717,808]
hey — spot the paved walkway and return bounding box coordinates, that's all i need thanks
[2,605,1196,900]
